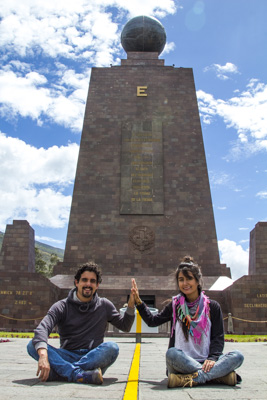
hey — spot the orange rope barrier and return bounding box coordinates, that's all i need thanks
[223,315,267,323]
[0,314,43,321]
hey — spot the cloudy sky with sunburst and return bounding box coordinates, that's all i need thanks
[0,0,266,280]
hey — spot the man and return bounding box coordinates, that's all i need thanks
[27,261,135,384]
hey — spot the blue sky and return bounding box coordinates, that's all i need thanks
[0,0,266,281]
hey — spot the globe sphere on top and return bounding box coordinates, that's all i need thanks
[121,15,166,55]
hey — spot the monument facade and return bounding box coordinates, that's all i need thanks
[61,16,230,288]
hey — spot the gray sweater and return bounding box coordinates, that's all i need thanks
[33,288,135,351]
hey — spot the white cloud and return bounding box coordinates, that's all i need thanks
[217,206,227,210]
[162,41,176,55]
[0,1,177,131]
[239,227,249,231]
[197,79,267,157]
[35,235,64,245]
[218,239,249,281]
[209,171,231,187]
[0,0,176,60]
[204,62,239,80]
[256,191,267,199]
[114,0,177,18]
[0,66,90,131]
[0,69,50,120]
[0,132,79,231]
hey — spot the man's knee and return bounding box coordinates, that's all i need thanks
[107,341,119,355]
[103,342,119,362]
[27,339,38,360]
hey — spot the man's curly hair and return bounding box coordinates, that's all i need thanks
[74,261,102,285]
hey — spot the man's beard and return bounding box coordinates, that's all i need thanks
[82,287,93,297]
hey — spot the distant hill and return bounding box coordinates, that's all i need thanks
[35,241,64,264]
[0,231,64,264]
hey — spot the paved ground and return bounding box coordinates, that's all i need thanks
[0,337,266,400]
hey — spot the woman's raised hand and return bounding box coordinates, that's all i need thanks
[131,278,142,305]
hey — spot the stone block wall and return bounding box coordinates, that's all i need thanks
[0,271,61,331]
[63,52,228,278]
[0,220,35,273]
[223,275,267,334]
[249,222,267,275]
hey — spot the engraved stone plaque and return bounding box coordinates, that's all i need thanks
[120,120,164,214]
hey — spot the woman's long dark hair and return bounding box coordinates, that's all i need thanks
[175,255,203,340]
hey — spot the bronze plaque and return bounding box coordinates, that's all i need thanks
[120,120,164,214]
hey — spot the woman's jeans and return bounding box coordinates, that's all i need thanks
[166,348,244,384]
[27,340,119,382]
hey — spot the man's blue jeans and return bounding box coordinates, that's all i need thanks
[166,348,244,384]
[27,340,119,382]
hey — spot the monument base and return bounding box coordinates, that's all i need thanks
[0,271,60,331]
[222,275,267,334]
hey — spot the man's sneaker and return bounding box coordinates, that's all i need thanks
[210,371,237,386]
[168,372,198,388]
[76,368,103,385]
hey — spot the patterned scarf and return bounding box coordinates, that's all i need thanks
[171,292,210,344]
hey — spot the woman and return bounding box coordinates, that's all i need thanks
[131,256,244,388]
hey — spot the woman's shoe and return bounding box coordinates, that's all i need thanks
[210,371,237,386]
[168,372,198,388]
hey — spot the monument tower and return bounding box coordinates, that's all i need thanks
[58,16,230,306]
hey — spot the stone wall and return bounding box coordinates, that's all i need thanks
[63,52,229,279]
[0,220,35,273]
[0,220,61,331]
[0,271,61,331]
[249,222,267,275]
[223,275,267,334]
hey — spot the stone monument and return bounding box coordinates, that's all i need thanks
[222,222,267,334]
[53,15,230,312]
[0,220,35,273]
[0,220,60,330]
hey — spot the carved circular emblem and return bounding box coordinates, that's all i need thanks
[129,226,155,253]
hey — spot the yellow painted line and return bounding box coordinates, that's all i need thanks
[123,343,141,400]
[136,310,142,333]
